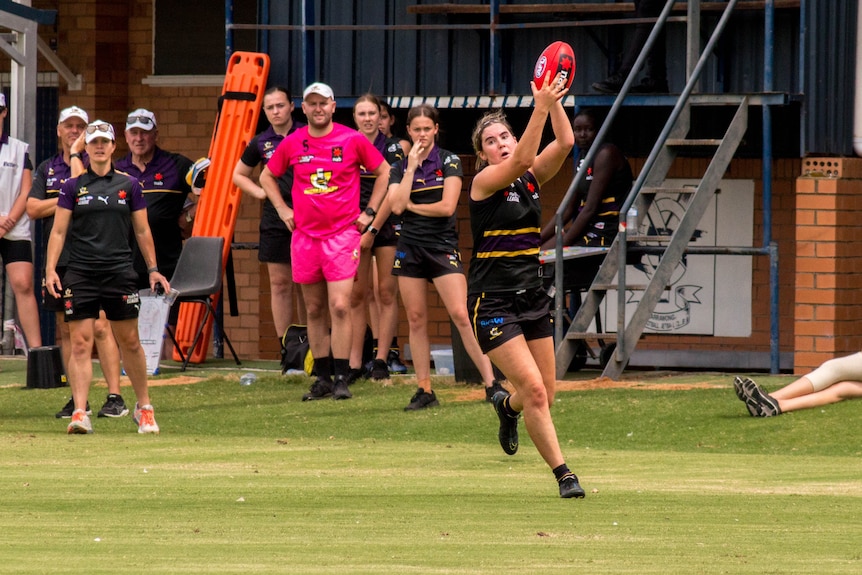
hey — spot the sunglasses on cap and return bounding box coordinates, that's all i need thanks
[86,123,112,135]
[126,115,154,126]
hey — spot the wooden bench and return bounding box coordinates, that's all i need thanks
[407,1,800,17]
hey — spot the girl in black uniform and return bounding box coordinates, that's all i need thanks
[348,94,404,382]
[540,108,633,248]
[46,121,170,435]
[468,74,586,498]
[389,104,500,411]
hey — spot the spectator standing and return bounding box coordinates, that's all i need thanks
[259,82,390,401]
[0,93,42,351]
[388,104,502,411]
[233,86,307,351]
[592,0,669,94]
[45,120,170,434]
[114,108,195,289]
[346,94,404,383]
[26,106,126,419]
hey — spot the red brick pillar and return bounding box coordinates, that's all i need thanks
[794,158,862,374]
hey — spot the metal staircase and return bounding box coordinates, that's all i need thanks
[552,0,753,379]
[555,97,749,379]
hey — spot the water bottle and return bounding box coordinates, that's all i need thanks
[239,373,257,386]
[626,205,638,234]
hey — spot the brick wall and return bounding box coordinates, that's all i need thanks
[793,158,862,373]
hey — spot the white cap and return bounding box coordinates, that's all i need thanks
[125,108,157,131]
[0,93,6,108]
[58,106,89,125]
[85,120,116,143]
[302,82,334,100]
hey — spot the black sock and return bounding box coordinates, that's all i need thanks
[333,358,349,378]
[390,337,399,352]
[552,463,572,482]
[314,358,332,382]
[502,395,520,418]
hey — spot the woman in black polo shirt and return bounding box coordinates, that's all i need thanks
[45,120,170,435]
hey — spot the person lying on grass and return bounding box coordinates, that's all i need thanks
[734,352,862,417]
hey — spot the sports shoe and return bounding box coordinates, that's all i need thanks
[67,409,93,434]
[750,384,782,417]
[302,378,333,401]
[492,390,519,455]
[136,404,160,434]
[332,375,353,400]
[97,394,129,418]
[387,349,408,374]
[558,473,586,499]
[55,398,91,419]
[404,387,439,411]
[485,380,507,403]
[733,376,762,417]
[591,72,625,94]
[370,358,390,380]
[345,368,365,386]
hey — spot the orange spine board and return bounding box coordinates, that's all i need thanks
[172,52,270,363]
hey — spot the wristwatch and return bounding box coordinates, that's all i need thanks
[364,206,377,217]
[368,226,379,236]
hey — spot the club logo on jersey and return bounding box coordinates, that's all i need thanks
[306,168,337,195]
[332,147,343,163]
[489,327,503,340]
[78,187,89,196]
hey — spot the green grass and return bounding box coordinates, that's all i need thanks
[1,357,860,574]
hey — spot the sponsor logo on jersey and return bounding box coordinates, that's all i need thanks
[306,168,337,194]
[332,146,343,163]
[479,317,504,327]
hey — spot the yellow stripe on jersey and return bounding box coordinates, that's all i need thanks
[482,226,541,237]
[474,247,540,259]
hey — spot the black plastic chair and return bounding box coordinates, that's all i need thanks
[164,236,241,371]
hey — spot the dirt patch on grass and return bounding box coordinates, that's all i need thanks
[449,377,725,402]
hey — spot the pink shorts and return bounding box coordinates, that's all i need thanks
[291,228,361,284]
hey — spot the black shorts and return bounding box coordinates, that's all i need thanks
[61,268,141,322]
[258,208,292,264]
[372,219,398,248]
[41,266,67,313]
[392,242,463,281]
[468,286,554,354]
[0,238,33,264]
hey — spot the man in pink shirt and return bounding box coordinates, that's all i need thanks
[260,82,390,400]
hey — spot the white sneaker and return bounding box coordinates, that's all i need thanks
[136,404,160,434]
[67,409,93,434]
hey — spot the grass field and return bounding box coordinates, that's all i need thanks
[1,357,860,574]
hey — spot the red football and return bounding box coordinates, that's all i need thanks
[533,41,576,90]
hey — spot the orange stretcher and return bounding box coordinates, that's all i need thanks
[172,51,270,364]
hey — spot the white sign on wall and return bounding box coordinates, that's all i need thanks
[603,179,754,336]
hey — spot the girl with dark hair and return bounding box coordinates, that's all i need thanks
[389,104,501,411]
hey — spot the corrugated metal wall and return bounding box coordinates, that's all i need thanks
[262,0,803,100]
[803,0,857,156]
